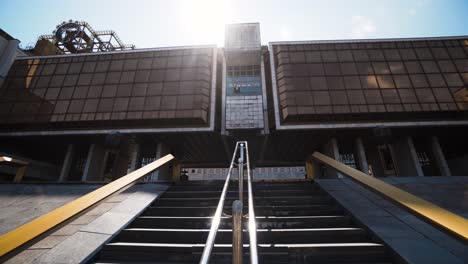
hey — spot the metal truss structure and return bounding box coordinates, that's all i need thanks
[38,20,135,54]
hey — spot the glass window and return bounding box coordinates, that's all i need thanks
[58,87,75,100]
[347,90,366,104]
[398,89,418,103]
[144,96,162,110]
[105,72,121,84]
[120,71,135,83]
[132,83,148,96]
[123,59,138,71]
[364,90,383,103]
[305,51,322,63]
[91,72,107,85]
[405,61,423,73]
[431,48,450,59]
[83,99,99,113]
[420,61,439,73]
[68,100,84,113]
[340,63,358,75]
[388,61,406,74]
[399,49,418,60]
[437,60,457,72]
[360,75,379,89]
[87,85,103,98]
[409,74,429,88]
[77,73,93,86]
[113,98,129,112]
[309,77,327,90]
[376,75,395,88]
[415,88,436,103]
[326,77,345,90]
[368,50,385,61]
[72,86,89,99]
[415,48,433,60]
[53,100,70,114]
[321,51,338,62]
[102,84,118,97]
[356,62,374,75]
[432,88,454,102]
[117,84,132,97]
[427,74,447,87]
[343,76,361,89]
[330,91,348,105]
[337,50,353,62]
[381,89,400,103]
[323,63,341,76]
[98,98,114,112]
[372,62,391,74]
[135,70,150,83]
[383,49,401,61]
[444,73,464,87]
[352,50,369,61]
[308,64,325,76]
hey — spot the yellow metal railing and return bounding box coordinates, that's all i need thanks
[0,154,174,257]
[310,151,468,241]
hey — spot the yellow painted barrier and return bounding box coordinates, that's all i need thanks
[0,154,174,257]
[310,151,468,241]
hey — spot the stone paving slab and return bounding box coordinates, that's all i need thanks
[0,184,103,236]
[317,177,468,264]
[2,183,169,264]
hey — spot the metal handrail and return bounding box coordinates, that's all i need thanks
[310,151,468,241]
[199,143,240,263]
[0,154,174,258]
[199,141,258,264]
[244,142,259,264]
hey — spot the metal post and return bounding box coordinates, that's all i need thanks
[232,200,243,264]
[238,144,244,201]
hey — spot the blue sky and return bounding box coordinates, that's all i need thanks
[1,0,467,49]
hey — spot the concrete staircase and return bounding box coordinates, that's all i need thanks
[91,181,396,263]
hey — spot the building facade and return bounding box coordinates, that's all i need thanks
[0,23,467,182]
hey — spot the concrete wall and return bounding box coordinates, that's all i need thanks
[226,95,264,129]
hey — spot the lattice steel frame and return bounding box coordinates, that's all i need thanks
[39,20,135,54]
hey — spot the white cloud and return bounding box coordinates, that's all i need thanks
[351,16,376,38]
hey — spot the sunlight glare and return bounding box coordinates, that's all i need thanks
[181,0,231,46]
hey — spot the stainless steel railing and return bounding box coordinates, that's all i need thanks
[199,141,258,264]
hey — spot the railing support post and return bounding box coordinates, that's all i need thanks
[238,143,244,201]
[232,200,243,264]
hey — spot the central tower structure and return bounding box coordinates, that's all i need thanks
[222,23,269,134]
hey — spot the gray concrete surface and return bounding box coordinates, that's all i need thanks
[317,177,468,264]
[0,184,103,235]
[1,183,169,264]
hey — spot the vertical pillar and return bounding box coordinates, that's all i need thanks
[355,137,369,174]
[59,144,75,182]
[323,138,341,178]
[153,142,170,181]
[129,143,141,172]
[431,136,452,176]
[394,136,424,177]
[82,144,106,182]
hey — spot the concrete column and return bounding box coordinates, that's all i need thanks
[81,144,106,182]
[59,144,75,182]
[323,138,341,178]
[0,39,19,87]
[394,136,424,177]
[129,143,141,172]
[355,137,369,174]
[431,136,452,176]
[154,142,171,181]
